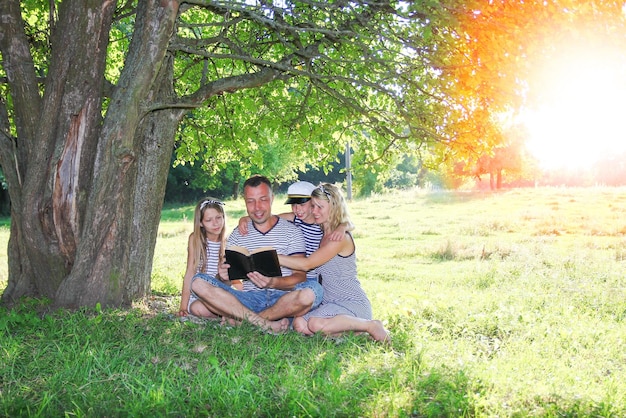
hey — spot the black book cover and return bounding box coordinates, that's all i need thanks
[225,246,282,280]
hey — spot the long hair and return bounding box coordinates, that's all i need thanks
[311,183,354,233]
[191,198,227,273]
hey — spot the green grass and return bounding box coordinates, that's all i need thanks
[1,187,626,416]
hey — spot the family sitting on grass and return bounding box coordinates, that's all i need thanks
[177,174,389,343]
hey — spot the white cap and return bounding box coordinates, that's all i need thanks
[284,181,316,204]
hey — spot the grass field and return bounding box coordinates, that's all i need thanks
[1,187,625,416]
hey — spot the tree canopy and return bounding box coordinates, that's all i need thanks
[0,0,464,307]
[1,0,624,307]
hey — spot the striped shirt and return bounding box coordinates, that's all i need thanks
[196,239,221,277]
[293,217,323,255]
[188,239,221,311]
[293,217,323,281]
[227,216,305,291]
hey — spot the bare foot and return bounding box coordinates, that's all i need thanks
[220,316,242,327]
[368,320,391,343]
[293,317,314,335]
[264,318,290,335]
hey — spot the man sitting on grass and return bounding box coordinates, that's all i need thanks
[191,175,323,334]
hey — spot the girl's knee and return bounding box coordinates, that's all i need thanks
[189,301,208,316]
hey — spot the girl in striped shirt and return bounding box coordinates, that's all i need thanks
[177,198,240,318]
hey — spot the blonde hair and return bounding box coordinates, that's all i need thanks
[191,198,227,272]
[311,183,354,233]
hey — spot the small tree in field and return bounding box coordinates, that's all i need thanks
[0,1,459,308]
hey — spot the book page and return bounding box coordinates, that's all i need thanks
[227,245,251,256]
[251,246,276,254]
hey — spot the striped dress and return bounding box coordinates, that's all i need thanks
[302,233,372,320]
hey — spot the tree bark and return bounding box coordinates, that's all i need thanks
[53,0,180,308]
[1,0,114,304]
[1,0,180,308]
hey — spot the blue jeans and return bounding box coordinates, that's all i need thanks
[192,273,323,313]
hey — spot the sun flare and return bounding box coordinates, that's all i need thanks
[522,44,626,170]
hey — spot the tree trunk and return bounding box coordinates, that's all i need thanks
[53,0,180,308]
[232,181,240,200]
[1,0,180,308]
[125,55,185,304]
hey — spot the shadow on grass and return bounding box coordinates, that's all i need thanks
[0,299,622,417]
[0,298,474,416]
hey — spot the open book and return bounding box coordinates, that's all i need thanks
[225,246,282,280]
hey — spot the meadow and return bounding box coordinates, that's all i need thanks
[1,187,625,416]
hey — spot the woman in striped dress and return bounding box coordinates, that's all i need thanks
[278,184,389,342]
[177,198,237,318]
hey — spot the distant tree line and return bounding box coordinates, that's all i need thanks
[164,153,345,203]
[3,148,625,216]
[163,151,444,204]
[163,147,626,203]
